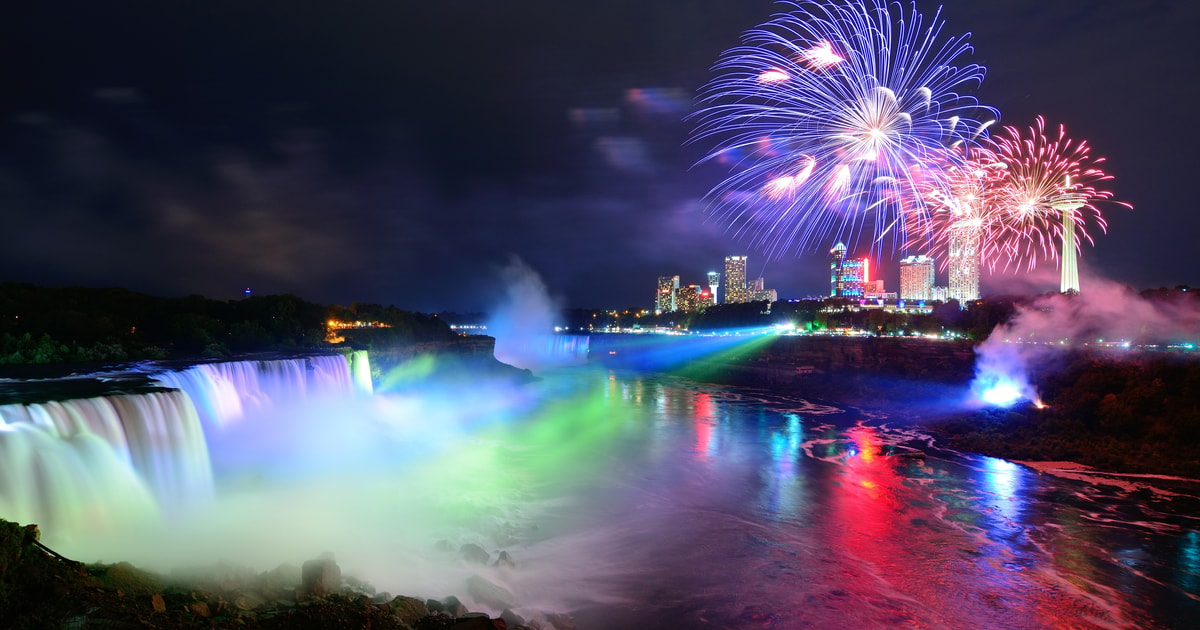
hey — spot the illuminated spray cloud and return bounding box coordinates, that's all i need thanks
[971,278,1199,407]
[485,255,588,371]
[690,0,995,260]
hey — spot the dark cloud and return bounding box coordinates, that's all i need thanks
[0,0,1194,311]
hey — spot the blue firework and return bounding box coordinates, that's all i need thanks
[691,0,996,259]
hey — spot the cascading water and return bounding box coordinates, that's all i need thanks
[0,353,364,548]
[0,390,209,540]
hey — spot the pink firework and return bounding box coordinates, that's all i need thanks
[985,116,1128,271]
[913,117,1128,272]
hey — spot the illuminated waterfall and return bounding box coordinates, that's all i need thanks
[0,354,361,543]
[153,355,360,428]
[0,390,210,537]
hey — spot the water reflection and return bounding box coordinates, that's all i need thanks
[486,370,1199,628]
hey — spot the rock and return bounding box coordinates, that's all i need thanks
[466,574,516,610]
[385,595,430,625]
[90,561,163,597]
[493,551,516,569]
[426,598,444,613]
[189,601,212,618]
[300,555,341,597]
[459,543,490,565]
[500,608,526,628]
[234,592,268,611]
[151,593,166,614]
[443,595,468,616]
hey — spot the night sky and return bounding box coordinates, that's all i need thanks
[2,1,1196,313]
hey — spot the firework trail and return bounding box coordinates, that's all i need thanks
[916,116,1129,273]
[690,0,995,260]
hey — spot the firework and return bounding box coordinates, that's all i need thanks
[691,0,994,259]
[986,116,1126,271]
[919,117,1128,273]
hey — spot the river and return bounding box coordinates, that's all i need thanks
[471,367,1200,629]
[6,357,1198,629]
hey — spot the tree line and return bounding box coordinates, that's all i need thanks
[0,283,455,365]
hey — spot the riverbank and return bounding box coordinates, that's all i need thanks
[0,520,569,630]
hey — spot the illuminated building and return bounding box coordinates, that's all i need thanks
[749,276,777,303]
[829,243,846,297]
[864,280,893,300]
[948,231,980,301]
[655,275,679,314]
[677,285,706,313]
[830,243,868,297]
[724,256,749,304]
[899,255,936,301]
[1057,178,1084,294]
[707,271,720,305]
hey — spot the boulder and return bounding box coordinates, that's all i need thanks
[442,595,468,616]
[385,594,430,626]
[500,608,526,628]
[300,555,342,598]
[493,551,516,569]
[459,543,490,565]
[466,574,516,610]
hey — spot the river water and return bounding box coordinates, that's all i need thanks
[11,359,1198,629]
[462,367,1200,629]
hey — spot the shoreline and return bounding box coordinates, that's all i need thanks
[0,519,566,630]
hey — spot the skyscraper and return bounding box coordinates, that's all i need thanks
[677,285,704,313]
[655,275,679,314]
[899,255,936,301]
[829,243,868,297]
[724,256,749,304]
[947,231,980,302]
[707,271,720,305]
[829,243,847,297]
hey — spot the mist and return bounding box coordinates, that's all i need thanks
[971,275,1199,406]
[485,256,587,372]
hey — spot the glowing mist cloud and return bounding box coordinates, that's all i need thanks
[969,278,1199,409]
[690,0,995,259]
[969,339,1041,408]
[486,256,587,371]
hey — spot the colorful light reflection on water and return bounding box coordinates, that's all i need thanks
[533,370,1199,629]
[10,361,1197,629]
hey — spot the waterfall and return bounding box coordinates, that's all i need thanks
[548,334,590,365]
[0,390,207,539]
[152,355,361,428]
[0,353,361,545]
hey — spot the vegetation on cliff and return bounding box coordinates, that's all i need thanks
[0,283,456,367]
[928,352,1200,478]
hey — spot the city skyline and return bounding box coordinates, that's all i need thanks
[0,1,1196,312]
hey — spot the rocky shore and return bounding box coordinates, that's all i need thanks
[0,520,574,630]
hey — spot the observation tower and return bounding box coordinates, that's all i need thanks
[1056,176,1086,294]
